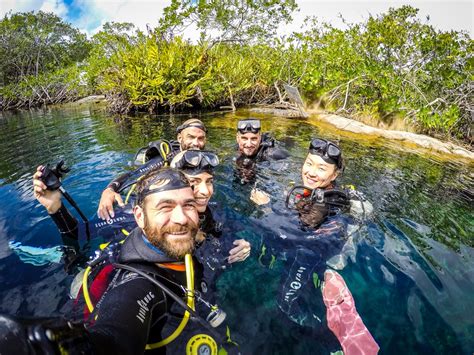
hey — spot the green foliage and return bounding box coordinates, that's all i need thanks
[0,65,87,109]
[158,0,298,43]
[0,6,471,143]
[0,11,90,85]
[293,6,473,141]
[0,11,91,109]
[85,22,143,90]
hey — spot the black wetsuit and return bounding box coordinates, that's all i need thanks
[236,132,289,163]
[257,190,354,351]
[235,133,289,184]
[83,227,230,354]
[107,140,181,193]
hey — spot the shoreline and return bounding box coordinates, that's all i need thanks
[67,97,474,162]
[306,109,474,162]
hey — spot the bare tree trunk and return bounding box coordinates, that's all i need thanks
[274,82,283,103]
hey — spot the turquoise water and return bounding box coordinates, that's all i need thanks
[0,105,472,353]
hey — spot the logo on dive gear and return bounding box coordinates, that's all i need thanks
[136,291,155,323]
[94,216,126,228]
[290,281,301,290]
[284,266,306,303]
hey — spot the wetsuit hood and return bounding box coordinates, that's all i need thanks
[119,227,179,264]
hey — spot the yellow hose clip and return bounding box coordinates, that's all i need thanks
[160,141,171,167]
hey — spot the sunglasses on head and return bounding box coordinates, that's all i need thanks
[309,138,342,168]
[237,119,261,134]
[174,150,219,171]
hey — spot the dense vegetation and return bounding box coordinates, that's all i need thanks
[0,3,472,143]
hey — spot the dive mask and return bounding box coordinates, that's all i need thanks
[309,138,342,169]
[237,119,261,134]
[171,150,219,173]
[176,121,207,134]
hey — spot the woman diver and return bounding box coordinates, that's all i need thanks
[269,138,379,354]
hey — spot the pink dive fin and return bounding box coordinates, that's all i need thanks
[323,270,380,355]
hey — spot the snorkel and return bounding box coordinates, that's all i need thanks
[40,161,90,240]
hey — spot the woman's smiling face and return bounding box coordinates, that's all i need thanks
[301,153,338,189]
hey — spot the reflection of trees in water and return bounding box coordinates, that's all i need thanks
[368,218,473,352]
[344,142,473,250]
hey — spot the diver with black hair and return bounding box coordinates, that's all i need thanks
[259,138,379,354]
[5,168,240,354]
[287,138,372,228]
[170,150,251,266]
[98,118,208,221]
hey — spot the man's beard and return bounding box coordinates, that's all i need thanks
[143,215,199,260]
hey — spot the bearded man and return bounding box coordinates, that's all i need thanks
[30,167,238,354]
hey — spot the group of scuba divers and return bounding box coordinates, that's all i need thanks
[1,118,381,354]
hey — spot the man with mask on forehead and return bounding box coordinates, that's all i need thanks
[235,118,289,205]
[98,118,207,221]
[235,119,289,162]
[15,167,241,354]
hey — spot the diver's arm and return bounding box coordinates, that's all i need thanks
[98,171,129,220]
[105,171,130,193]
[33,166,79,240]
[99,158,169,220]
[228,239,251,263]
[49,204,79,240]
[88,273,167,354]
[98,187,124,220]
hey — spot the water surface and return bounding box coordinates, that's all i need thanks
[0,105,472,353]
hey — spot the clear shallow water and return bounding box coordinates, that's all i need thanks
[0,105,472,354]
